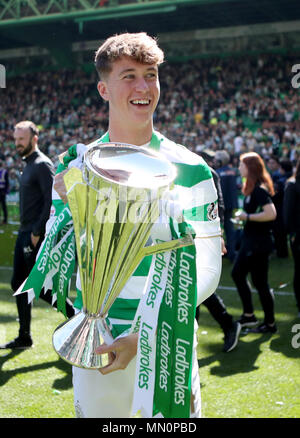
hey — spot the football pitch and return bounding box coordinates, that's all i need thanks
[0,224,299,418]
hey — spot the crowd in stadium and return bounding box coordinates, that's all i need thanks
[0,52,299,182]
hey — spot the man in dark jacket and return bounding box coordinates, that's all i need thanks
[0,159,9,224]
[269,156,293,258]
[215,150,238,262]
[0,121,74,350]
[283,158,300,316]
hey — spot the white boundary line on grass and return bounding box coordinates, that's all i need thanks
[217,285,294,296]
[0,265,294,296]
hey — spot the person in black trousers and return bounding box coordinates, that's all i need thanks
[0,121,75,350]
[0,159,9,224]
[283,157,300,317]
[197,150,241,352]
[268,156,292,258]
[232,152,277,333]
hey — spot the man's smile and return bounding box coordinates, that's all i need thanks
[130,99,151,106]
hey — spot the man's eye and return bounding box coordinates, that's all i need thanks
[146,73,157,79]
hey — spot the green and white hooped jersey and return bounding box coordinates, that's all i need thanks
[50,131,219,338]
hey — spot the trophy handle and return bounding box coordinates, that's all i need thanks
[142,231,194,257]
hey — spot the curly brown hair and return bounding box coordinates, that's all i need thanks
[94,32,164,80]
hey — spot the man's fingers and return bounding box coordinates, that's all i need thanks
[95,334,138,374]
[98,357,121,375]
[95,342,116,355]
[53,170,68,204]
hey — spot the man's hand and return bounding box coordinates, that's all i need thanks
[53,170,68,204]
[31,233,40,247]
[235,210,248,222]
[221,237,227,256]
[95,333,138,375]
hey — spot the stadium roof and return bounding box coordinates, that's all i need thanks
[1,0,300,53]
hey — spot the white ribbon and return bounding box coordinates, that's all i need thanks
[131,223,172,418]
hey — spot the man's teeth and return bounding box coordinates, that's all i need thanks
[132,100,150,104]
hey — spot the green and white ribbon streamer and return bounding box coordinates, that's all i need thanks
[51,226,76,316]
[154,234,196,418]
[131,236,172,418]
[131,223,197,418]
[14,204,75,317]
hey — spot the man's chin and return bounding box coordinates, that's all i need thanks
[16,146,33,157]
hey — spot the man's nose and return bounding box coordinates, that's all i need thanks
[135,77,149,92]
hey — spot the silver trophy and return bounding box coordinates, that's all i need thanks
[52,143,193,369]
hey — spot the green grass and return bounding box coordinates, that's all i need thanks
[0,223,299,418]
[198,259,300,418]
[0,223,19,267]
[0,270,74,418]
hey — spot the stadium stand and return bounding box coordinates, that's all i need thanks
[0,1,299,210]
[1,53,299,174]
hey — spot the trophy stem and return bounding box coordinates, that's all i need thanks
[52,311,114,369]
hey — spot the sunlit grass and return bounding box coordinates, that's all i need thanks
[0,225,299,418]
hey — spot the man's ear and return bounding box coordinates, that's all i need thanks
[32,134,39,147]
[97,81,109,101]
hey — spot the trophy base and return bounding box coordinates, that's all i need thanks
[52,311,114,369]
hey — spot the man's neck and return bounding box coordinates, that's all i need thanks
[108,123,153,146]
[24,146,38,159]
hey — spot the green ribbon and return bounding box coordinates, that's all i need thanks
[153,222,197,418]
[19,205,74,317]
[51,226,76,315]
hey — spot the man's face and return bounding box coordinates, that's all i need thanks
[14,127,35,157]
[268,158,279,172]
[97,56,160,131]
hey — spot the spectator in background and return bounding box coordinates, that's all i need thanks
[283,158,300,317]
[267,155,281,181]
[214,149,238,262]
[0,121,74,351]
[232,152,277,333]
[0,159,9,224]
[234,132,244,155]
[268,155,292,258]
[1,53,300,176]
[7,168,20,193]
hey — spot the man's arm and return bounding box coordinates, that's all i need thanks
[5,169,9,194]
[182,163,222,306]
[31,161,55,243]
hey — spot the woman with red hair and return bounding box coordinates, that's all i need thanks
[232,152,277,333]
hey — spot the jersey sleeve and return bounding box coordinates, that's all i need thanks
[173,159,222,306]
[174,160,221,238]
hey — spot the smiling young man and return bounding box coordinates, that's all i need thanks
[97,59,160,145]
[48,33,222,418]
